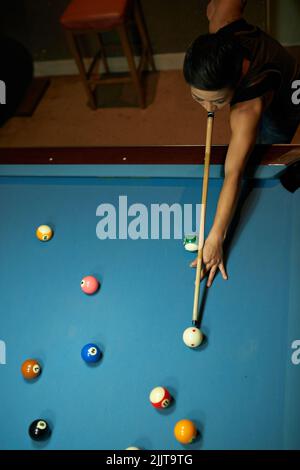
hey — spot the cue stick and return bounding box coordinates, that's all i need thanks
[192,111,214,324]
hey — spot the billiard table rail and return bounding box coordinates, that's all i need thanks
[0,145,299,179]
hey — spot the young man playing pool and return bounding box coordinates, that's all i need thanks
[184,0,300,286]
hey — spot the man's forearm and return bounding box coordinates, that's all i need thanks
[210,97,262,242]
[209,172,242,241]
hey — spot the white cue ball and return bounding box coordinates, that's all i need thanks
[125,447,140,450]
[183,327,203,348]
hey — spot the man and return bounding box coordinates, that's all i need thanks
[184,0,300,286]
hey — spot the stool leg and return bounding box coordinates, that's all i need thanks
[134,0,156,72]
[97,33,110,74]
[117,24,145,108]
[65,30,97,109]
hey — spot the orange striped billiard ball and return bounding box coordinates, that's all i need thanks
[21,359,41,380]
[174,419,197,444]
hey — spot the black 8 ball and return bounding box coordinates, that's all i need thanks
[29,419,51,441]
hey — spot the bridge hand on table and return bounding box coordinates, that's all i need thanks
[190,234,228,287]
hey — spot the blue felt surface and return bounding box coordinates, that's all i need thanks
[0,174,299,450]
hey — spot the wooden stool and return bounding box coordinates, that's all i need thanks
[60,0,156,109]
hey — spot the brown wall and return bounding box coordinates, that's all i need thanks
[0,0,267,61]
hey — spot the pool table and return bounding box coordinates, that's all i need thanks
[0,145,300,451]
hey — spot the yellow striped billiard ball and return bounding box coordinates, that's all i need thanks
[36,225,53,242]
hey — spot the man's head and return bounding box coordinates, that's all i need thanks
[183,33,245,112]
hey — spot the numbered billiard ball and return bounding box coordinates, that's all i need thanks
[21,359,41,380]
[28,419,51,441]
[183,234,198,252]
[36,225,53,242]
[81,343,102,363]
[80,276,99,295]
[183,327,203,348]
[174,419,197,444]
[149,386,171,409]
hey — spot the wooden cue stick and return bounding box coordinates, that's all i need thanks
[192,112,214,324]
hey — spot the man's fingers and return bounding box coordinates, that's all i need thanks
[200,267,207,280]
[207,266,217,287]
[192,259,227,287]
[190,258,209,270]
[219,263,228,280]
[194,267,207,286]
[205,260,215,271]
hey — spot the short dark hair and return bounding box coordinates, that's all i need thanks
[183,32,245,91]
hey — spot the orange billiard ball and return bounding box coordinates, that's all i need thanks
[21,359,41,380]
[174,419,197,444]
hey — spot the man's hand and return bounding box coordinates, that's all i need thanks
[190,232,228,287]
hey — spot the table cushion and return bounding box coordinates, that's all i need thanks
[60,0,133,30]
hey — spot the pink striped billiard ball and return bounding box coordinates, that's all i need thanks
[81,276,99,295]
[149,386,171,409]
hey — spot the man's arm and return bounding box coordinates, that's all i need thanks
[209,97,263,241]
[207,0,247,33]
[191,97,264,286]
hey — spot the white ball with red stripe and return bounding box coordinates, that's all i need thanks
[149,386,171,409]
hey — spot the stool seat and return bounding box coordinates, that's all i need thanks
[60,0,132,30]
[60,0,156,108]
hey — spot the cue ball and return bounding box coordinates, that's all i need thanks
[36,225,53,242]
[149,386,171,409]
[81,343,102,363]
[28,419,51,441]
[125,447,140,450]
[183,327,203,348]
[21,359,41,380]
[81,276,99,295]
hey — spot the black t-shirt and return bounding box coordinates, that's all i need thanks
[219,19,300,129]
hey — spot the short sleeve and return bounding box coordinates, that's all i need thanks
[231,71,281,105]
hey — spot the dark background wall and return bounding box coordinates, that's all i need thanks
[0,0,267,62]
